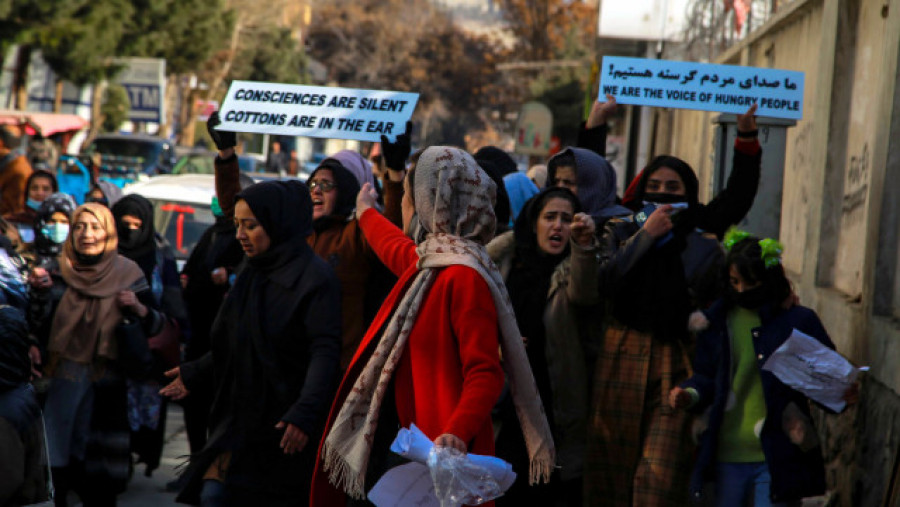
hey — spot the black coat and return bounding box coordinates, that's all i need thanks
[181,218,243,361]
[178,181,341,505]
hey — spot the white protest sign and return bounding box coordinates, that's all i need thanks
[761,328,866,412]
[598,56,805,120]
[217,81,419,142]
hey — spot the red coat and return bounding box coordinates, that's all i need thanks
[311,208,504,506]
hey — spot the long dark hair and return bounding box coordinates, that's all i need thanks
[725,237,792,307]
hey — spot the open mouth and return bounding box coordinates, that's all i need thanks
[548,234,564,248]
[312,198,324,206]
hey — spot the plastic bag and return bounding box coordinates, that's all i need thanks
[426,446,502,507]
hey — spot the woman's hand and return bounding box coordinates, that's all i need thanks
[207,111,237,158]
[275,421,309,455]
[434,433,467,454]
[211,267,228,285]
[586,94,617,129]
[356,182,379,220]
[28,345,42,379]
[29,267,52,290]
[159,367,190,399]
[643,204,674,238]
[571,213,595,247]
[381,121,412,175]
[668,387,692,410]
[843,382,860,406]
[737,104,758,135]
[117,290,148,318]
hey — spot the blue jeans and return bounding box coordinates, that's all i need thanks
[715,462,791,507]
[200,479,226,507]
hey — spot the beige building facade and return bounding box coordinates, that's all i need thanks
[652,0,900,503]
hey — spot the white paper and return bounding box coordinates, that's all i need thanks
[761,328,864,412]
[367,462,439,507]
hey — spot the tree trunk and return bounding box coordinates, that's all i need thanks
[53,79,64,113]
[12,45,32,111]
[83,82,106,151]
[159,74,179,139]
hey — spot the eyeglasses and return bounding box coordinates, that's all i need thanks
[309,179,336,192]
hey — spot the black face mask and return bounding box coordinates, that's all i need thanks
[642,192,688,205]
[732,285,768,309]
[118,228,140,248]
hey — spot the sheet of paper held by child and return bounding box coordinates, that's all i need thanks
[762,328,868,412]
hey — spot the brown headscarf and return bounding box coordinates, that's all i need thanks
[323,147,555,498]
[48,203,145,365]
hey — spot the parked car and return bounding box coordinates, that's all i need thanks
[123,173,262,269]
[172,148,216,175]
[123,174,218,270]
[82,133,178,177]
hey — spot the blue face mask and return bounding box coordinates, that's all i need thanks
[41,223,70,244]
[27,198,42,211]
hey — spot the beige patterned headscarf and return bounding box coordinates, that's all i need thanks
[323,146,555,499]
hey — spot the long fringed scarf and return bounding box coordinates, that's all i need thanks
[322,233,555,499]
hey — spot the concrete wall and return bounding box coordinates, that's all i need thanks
[658,0,900,504]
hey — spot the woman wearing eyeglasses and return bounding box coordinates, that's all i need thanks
[304,149,404,372]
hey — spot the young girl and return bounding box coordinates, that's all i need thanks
[669,231,857,506]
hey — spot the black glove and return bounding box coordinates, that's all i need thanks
[381,121,412,173]
[207,111,236,152]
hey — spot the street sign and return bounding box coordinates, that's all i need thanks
[514,102,553,156]
[114,58,166,123]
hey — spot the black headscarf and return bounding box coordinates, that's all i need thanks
[112,194,157,280]
[236,180,313,269]
[475,159,511,234]
[214,179,317,439]
[33,192,76,257]
[613,155,702,342]
[474,146,518,176]
[307,160,360,232]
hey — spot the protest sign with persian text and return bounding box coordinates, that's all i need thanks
[217,81,419,142]
[598,56,804,120]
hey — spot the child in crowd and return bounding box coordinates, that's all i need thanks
[669,230,858,506]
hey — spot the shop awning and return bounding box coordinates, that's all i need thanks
[0,110,88,136]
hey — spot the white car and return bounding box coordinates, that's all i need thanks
[123,174,218,270]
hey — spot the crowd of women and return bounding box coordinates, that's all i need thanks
[0,99,857,507]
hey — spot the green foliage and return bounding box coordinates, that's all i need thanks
[37,0,134,85]
[100,84,130,132]
[229,28,306,84]
[120,0,234,75]
[1,0,234,85]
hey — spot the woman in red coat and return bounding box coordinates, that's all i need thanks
[311,146,555,506]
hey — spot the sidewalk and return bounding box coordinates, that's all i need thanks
[117,403,187,507]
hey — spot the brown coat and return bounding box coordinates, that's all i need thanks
[585,218,722,506]
[0,148,33,216]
